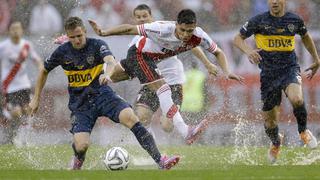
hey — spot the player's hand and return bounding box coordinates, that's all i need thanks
[99,74,113,85]
[305,60,320,80]
[206,64,218,77]
[226,73,244,84]
[28,98,40,116]
[54,34,69,44]
[88,20,104,36]
[246,49,262,64]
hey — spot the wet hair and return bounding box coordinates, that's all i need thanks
[64,17,85,31]
[177,9,196,24]
[133,4,152,15]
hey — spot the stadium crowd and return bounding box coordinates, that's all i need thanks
[0,0,320,36]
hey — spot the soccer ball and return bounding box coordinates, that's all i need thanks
[103,147,129,170]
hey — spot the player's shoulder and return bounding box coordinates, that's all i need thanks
[249,11,270,22]
[193,27,209,38]
[153,21,175,33]
[284,12,304,21]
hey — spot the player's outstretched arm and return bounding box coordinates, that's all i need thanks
[88,20,139,36]
[214,47,244,84]
[191,47,218,76]
[301,32,320,80]
[233,33,262,64]
[29,66,48,116]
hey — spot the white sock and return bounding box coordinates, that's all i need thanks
[156,84,189,138]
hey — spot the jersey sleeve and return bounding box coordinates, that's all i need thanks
[44,48,62,72]
[239,16,259,38]
[296,17,307,36]
[96,39,113,59]
[198,28,218,54]
[137,22,162,38]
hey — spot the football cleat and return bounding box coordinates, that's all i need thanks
[70,156,84,170]
[300,129,318,149]
[268,144,280,164]
[158,155,180,170]
[185,118,209,145]
[267,133,283,164]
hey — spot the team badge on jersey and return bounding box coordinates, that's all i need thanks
[87,55,94,65]
[288,24,295,33]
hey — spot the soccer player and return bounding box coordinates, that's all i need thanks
[89,9,243,145]
[28,17,179,170]
[131,4,221,144]
[0,21,42,144]
[233,0,319,163]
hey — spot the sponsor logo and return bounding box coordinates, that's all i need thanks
[268,39,292,48]
[67,73,93,83]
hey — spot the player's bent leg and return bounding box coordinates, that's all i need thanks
[148,82,189,139]
[263,106,282,163]
[135,105,156,138]
[285,83,317,148]
[135,105,153,127]
[119,107,179,169]
[159,115,174,133]
[70,132,90,170]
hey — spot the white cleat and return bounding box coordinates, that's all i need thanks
[300,129,318,149]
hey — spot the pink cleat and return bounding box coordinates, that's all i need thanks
[185,118,209,145]
[158,155,180,170]
[69,156,84,170]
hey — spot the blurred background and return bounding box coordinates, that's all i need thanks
[0,0,320,147]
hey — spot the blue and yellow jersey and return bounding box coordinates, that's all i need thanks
[240,11,307,71]
[45,38,114,111]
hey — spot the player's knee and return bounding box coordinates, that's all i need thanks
[291,96,304,107]
[265,119,278,128]
[119,108,139,129]
[160,116,174,133]
[74,142,89,152]
[135,107,152,126]
[9,107,23,119]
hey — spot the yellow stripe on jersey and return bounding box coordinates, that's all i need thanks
[64,64,103,87]
[255,34,295,52]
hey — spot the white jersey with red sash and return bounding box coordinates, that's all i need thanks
[129,35,185,85]
[135,21,218,60]
[0,39,40,94]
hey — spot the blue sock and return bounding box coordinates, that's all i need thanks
[72,143,86,161]
[293,103,307,133]
[131,122,161,163]
[265,125,280,146]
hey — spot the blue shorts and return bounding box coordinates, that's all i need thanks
[260,66,301,111]
[70,90,130,134]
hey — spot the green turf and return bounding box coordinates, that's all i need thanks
[0,145,320,179]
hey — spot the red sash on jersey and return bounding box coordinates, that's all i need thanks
[2,43,30,95]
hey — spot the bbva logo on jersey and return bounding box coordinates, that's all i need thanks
[67,73,93,83]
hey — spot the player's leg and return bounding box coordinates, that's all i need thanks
[121,45,189,143]
[167,84,209,144]
[4,89,30,143]
[69,110,98,170]
[119,108,179,169]
[71,132,90,170]
[285,83,317,148]
[261,76,283,163]
[100,88,179,169]
[134,86,158,138]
